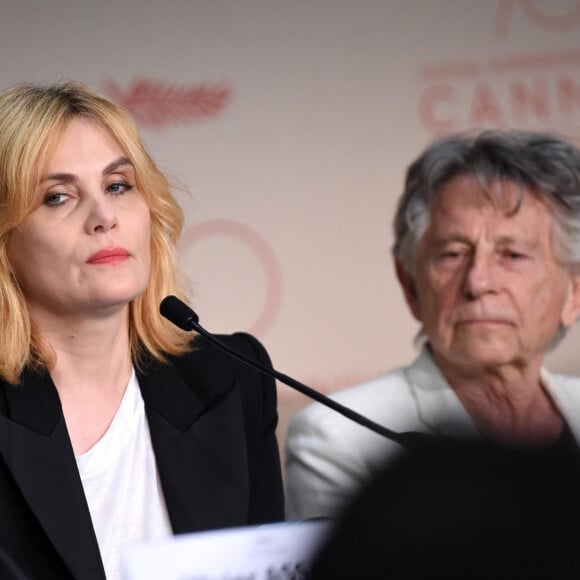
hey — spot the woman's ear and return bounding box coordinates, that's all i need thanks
[561,272,580,328]
[395,259,422,323]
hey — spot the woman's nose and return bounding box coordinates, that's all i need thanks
[84,197,118,234]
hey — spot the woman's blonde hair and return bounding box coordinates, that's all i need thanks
[0,81,192,384]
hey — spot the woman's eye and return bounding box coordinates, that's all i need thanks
[43,193,69,206]
[107,182,133,195]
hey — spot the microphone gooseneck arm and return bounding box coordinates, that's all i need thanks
[160,295,438,452]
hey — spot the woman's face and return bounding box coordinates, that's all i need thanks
[7,117,151,320]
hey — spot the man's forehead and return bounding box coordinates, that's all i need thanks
[435,175,521,206]
[432,176,551,219]
[425,179,555,245]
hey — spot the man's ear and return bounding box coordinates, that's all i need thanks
[395,259,422,323]
[561,272,580,328]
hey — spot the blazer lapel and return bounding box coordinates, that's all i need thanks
[0,369,105,580]
[407,346,480,439]
[138,347,250,534]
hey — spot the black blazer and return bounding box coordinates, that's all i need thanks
[0,333,284,580]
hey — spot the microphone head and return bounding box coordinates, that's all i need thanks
[160,295,199,330]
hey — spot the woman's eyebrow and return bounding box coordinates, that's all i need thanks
[103,157,133,175]
[40,157,134,184]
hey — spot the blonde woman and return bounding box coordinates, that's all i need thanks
[0,82,283,580]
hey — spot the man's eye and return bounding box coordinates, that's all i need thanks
[504,250,526,260]
[438,250,464,260]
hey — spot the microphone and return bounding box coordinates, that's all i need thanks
[160,295,442,451]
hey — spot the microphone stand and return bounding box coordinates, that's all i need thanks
[160,295,443,452]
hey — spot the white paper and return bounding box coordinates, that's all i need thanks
[121,520,332,580]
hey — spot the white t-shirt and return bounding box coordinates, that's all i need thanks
[76,368,173,580]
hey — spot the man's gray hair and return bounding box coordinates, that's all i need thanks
[393,130,580,275]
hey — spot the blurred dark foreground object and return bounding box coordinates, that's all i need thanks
[308,439,580,579]
[0,547,27,579]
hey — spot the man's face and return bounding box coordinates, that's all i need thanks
[398,175,580,375]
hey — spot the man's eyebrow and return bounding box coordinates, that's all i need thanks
[431,234,471,245]
[432,234,537,248]
[41,157,134,184]
[496,235,537,249]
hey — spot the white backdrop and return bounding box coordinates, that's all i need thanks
[2,0,580,460]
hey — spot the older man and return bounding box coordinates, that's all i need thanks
[285,130,580,521]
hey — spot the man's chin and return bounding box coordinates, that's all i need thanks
[435,343,520,372]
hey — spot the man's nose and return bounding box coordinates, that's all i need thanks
[462,251,497,299]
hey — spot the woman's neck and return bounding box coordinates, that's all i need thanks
[32,307,134,455]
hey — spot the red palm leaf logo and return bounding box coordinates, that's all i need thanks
[104,78,233,128]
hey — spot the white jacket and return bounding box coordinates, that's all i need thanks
[284,346,580,520]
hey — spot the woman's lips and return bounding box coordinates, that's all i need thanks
[86,248,130,265]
